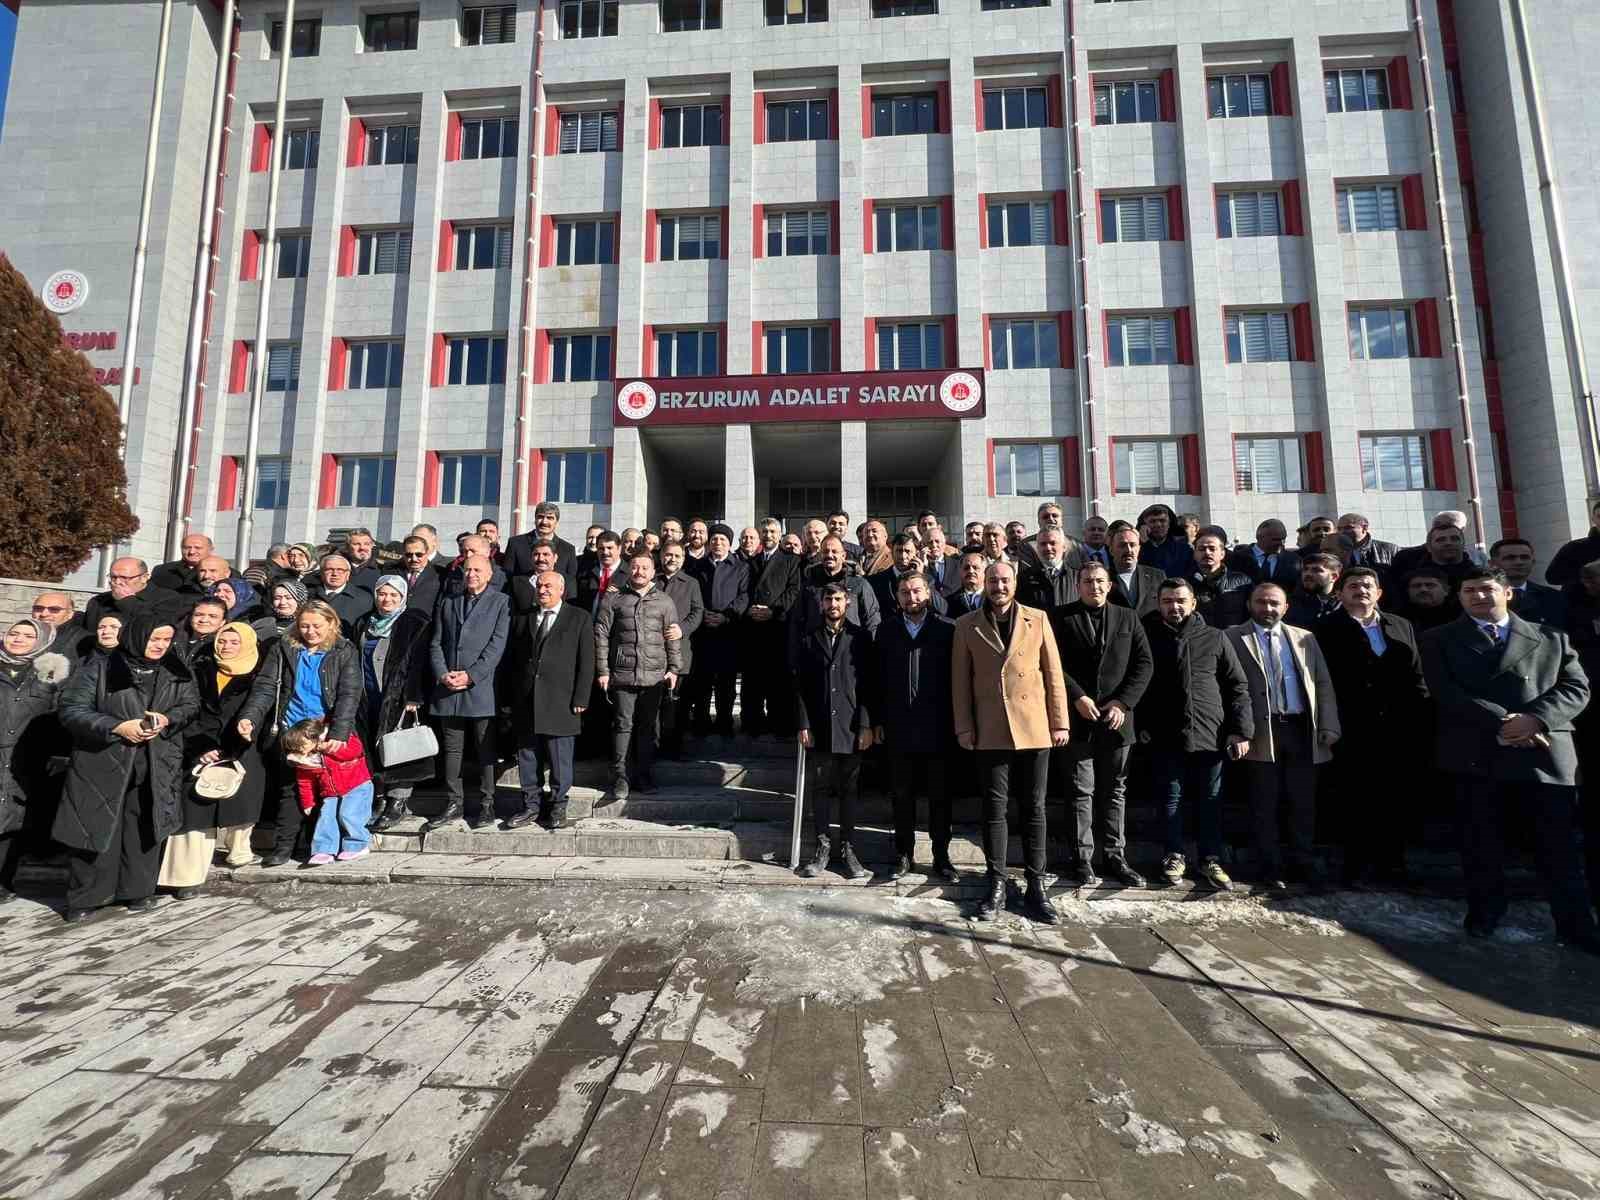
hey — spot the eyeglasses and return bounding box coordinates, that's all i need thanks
[32,605,68,614]
[109,573,146,583]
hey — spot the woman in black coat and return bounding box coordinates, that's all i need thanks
[53,613,200,922]
[354,575,436,831]
[0,619,73,902]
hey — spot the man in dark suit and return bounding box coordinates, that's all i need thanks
[792,583,875,879]
[1419,567,1598,949]
[574,531,624,755]
[743,517,802,738]
[1052,562,1153,888]
[1017,529,1078,613]
[1543,498,1600,587]
[1188,528,1253,629]
[945,550,989,615]
[1492,538,1567,628]
[657,541,705,757]
[1107,526,1164,618]
[312,554,374,635]
[688,524,751,736]
[505,570,594,830]
[150,532,213,592]
[869,534,949,618]
[873,571,957,882]
[1228,520,1301,589]
[425,554,512,832]
[398,536,445,615]
[1314,567,1429,886]
[503,501,580,594]
[1337,513,1399,576]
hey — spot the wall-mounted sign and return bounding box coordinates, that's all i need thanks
[614,369,986,427]
[41,269,89,314]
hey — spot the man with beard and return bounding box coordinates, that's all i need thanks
[687,525,750,737]
[743,518,802,738]
[503,502,580,593]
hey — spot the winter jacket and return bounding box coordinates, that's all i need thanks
[240,637,364,745]
[660,570,705,676]
[181,654,269,830]
[0,653,72,836]
[791,622,875,754]
[1187,568,1254,629]
[292,731,373,813]
[595,585,684,687]
[53,649,200,853]
[353,607,435,784]
[429,588,511,719]
[1137,612,1254,753]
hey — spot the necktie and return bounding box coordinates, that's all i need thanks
[535,610,553,649]
[599,566,612,594]
[1265,631,1287,712]
[1482,622,1500,646]
[1266,554,1277,578]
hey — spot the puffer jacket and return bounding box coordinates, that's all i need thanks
[239,636,363,745]
[594,584,684,687]
[0,653,73,836]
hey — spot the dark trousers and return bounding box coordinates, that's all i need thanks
[1243,715,1318,876]
[689,669,737,734]
[1333,736,1407,879]
[611,683,664,781]
[1576,710,1600,914]
[516,733,574,814]
[1457,777,1597,938]
[979,748,1049,882]
[741,625,793,735]
[889,750,951,860]
[659,681,686,753]
[269,757,307,859]
[1069,731,1132,865]
[440,716,498,820]
[810,751,861,845]
[0,832,24,892]
[1152,747,1224,861]
[66,786,162,909]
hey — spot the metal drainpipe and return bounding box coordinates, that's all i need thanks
[1507,0,1600,499]
[510,0,548,537]
[98,0,175,588]
[235,0,296,571]
[1410,0,1487,554]
[1063,0,1099,517]
[167,0,240,560]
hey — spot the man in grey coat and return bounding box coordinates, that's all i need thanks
[1420,566,1599,950]
[595,551,683,802]
[425,554,511,833]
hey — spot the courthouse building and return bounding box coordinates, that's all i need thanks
[0,0,1596,570]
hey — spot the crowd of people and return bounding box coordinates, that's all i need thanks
[3,497,1600,947]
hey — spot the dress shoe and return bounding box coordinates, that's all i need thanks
[1023,879,1061,925]
[797,835,830,879]
[604,775,630,804]
[170,886,205,901]
[634,773,659,794]
[260,852,294,869]
[543,806,574,830]
[122,896,159,913]
[930,859,961,885]
[889,855,913,880]
[421,803,464,834]
[63,907,96,924]
[372,797,411,832]
[1067,862,1101,889]
[839,844,868,881]
[1104,856,1145,889]
[504,808,544,831]
[976,875,1007,921]
[467,811,497,832]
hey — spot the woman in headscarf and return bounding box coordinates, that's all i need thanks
[254,578,308,645]
[0,619,74,903]
[209,576,261,624]
[91,613,124,659]
[159,622,269,897]
[53,613,200,922]
[286,544,318,579]
[352,576,435,831]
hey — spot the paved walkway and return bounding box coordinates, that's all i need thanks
[1,882,1597,1199]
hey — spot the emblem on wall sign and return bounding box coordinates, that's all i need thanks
[617,380,658,421]
[41,270,90,314]
[938,371,983,414]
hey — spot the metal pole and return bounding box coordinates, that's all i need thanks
[235,0,296,571]
[789,740,806,871]
[1063,0,1099,517]
[98,0,175,589]
[510,0,548,538]
[1410,0,1487,554]
[167,0,239,560]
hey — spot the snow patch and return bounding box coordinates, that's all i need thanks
[660,1089,733,1149]
[862,1019,902,1089]
[769,1127,822,1169]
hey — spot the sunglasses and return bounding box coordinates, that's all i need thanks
[32,605,68,614]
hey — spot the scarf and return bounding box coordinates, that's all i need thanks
[117,611,175,673]
[0,616,55,667]
[215,621,261,681]
[273,578,309,610]
[211,575,259,620]
[366,575,409,638]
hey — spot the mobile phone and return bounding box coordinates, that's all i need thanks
[140,711,160,733]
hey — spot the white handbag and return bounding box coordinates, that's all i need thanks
[192,759,246,802]
[379,710,439,767]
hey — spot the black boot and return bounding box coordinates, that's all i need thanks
[421,801,463,834]
[839,844,868,880]
[797,835,830,878]
[372,796,411,832]
[544,804,573,831]
[604,768,630,804]
[976,874,1007,921]
[1023,878,1060,925]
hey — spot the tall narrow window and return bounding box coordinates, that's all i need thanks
[253,458,292,509]
[276,233,313,279]
[281,129,320,170]
[264,343,301,392]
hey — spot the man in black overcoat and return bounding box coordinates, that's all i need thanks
[506,570,594,830]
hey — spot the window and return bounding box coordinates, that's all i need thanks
[558,111,620,153]
[769,484,841,517]
[265,343,300,392]
[544,450,608,503]
[1336,184,1402,233]
[874,203,941,252]
[1206,73,1272,118]
[440,453,501,506]
[1359,433,1430,491]
[765,325,832,374]
[276,233,312,279]
[357,229,412,276]
[1114,439,1183,494]
[662,0,720,30]
[766,98,830,142]
[552,332,613,382]
[1215,190,1281,238]
[982,85,1048,131]
[993,442,1063,497]
[1347,306,1415,360]
[348,340,404,388]
[281,128,320,170]
[462,116,518,159]
[986,199,1051,247]
[873,0,936,14]
[656,329,720,377]
[659,213,721,261]
[1225,312,1292,363]
[269,18,321,57]
[876,322,944,370]
[1325,68,1389,113]
[685,487,724,516]
[983,0,1047,7]
[455,223,514,270]
[1106,315,1176,366]
[1099,193,1168,242]
[364,11,418,52]
[553,219,614,266]
[253,457,292,510]
[766,0,826,22]
[1233,437,1304,493]
[872,92,938,137]
[559,0,618,37]
[989,318,1061,369]
[365,124,420,166]
[446,335,509,384]
[462,5,515,44]
[1093,79,1158,125]
[765,209,830,257]
[338,456,398,507]
[661,103,723,148]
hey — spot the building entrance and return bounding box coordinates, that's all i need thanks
[866,421,962,539]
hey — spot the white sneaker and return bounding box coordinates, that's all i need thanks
[336,847,371,862]
[1160,852,1187,886]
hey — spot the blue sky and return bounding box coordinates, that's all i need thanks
[0,5,15,137]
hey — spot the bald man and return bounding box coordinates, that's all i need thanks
[83,556,170,632]
[151,533,215,591]
[507,569,594,830]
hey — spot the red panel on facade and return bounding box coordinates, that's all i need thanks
[1430,428,1458,490]
[1415,298,1443,357]
[251,124,271,172]
[1292,302,1315,362]
[337,225,357,277]
[720,95,731,145]
[648,99,662,150]
[544,105,561,156]
[539,215,556,267]
[1167,186,1185,241]
[216,456,239,512]
[228,341,250,393]
[1052,191,1069,245]
[935,81,951,135]
[1062,437,1082,497]
[977,195,988,249]
[861,86,873,139]
[751,204,764,259]
[436,221,454,272]
[719,207,730,259]
[864,318,877,370]
[828,88,840,139]
[347,118,366,167]
[241,230,261,281]
[981,315,992,369]
[973,80,986,132]
[641,325,655,375]
[534,329,551,383]
[940,197,955,251]
[430,333,448,387]
[422,451,441,507]
[1387,56,1414,110]
[986,438,996,497]
[752,321,764,373]
[1094,190,1106,243]
[1303,431,1327,493]
[644,209,657,263]
[445,112,462,162]
[1401,175,1427,230]
[1174,307,1194,365]
[830,320,842,372]
[318,454,339,509]
[863,199,875,253]
[603,447,613,504]
[1046,74,1063,127]
[1180,434,1202,495]
[1157,69,1176,122]
[828,200,840,255]
[1281,179,1304,236]
[1057,311,1074,362]
[327,337,348,391]
[1269,62,1293,117]
[527,449,544,504]
[943,316,958,368]
[717,323,729,373]
[753,92,766,145]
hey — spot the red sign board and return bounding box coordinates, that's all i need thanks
[613,369,986,427]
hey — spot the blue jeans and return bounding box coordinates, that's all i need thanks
[1151,748,1224,860]
[311,780,374,856]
